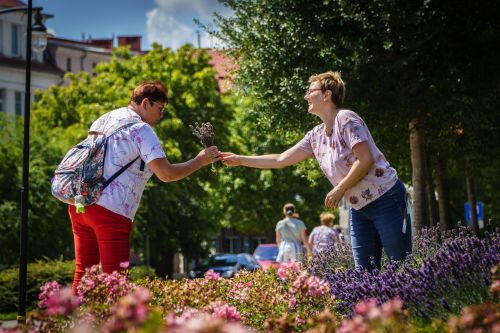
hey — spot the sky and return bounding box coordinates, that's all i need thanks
[33,0,234,50]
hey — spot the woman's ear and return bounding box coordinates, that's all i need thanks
[324,90,332,102]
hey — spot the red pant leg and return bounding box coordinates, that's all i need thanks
[69,205,100,294]
[84,205,133,274]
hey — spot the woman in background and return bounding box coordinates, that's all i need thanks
[275,203,312,263]
[309,212,340,255]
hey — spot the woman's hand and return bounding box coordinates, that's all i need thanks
[220,152,242,166]
[197,146,220,166]
[324,185,345,208]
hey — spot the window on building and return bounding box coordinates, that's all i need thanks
[66,58,72,72]
[11,24,21,57]
[0,89,6,112]
[15,91,23,116]
[223,237,242,253]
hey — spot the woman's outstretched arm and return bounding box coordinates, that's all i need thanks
[221,144,312,169]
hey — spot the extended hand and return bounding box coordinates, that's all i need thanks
[220,152,241,166]
[324,186,345,208]
[197,146,220,166]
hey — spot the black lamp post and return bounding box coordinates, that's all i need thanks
[0,0,49,324]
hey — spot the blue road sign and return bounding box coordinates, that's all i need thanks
[465,201,484,223]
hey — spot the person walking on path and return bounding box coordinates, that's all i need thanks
[67,81,219,292]
[308,212,340,255]
[275,203,312,263]
[221,71,411,270]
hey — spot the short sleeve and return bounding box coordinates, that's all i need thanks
[339,111,369,150]
[132,124,167,164]
[308,228,316,243]
[275,221,282,232]
[296,219,306,232]
[294,130,314,155]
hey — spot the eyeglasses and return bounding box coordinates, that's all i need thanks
[150,100,166,114]
[305,88,322,96]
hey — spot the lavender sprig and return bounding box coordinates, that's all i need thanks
[189,122,215,148]
[189,122,219,173]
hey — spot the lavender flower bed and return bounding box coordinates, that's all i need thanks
[313,229,500,318]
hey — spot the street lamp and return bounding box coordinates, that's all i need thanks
[0,0,49,324]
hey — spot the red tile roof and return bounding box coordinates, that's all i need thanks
[0,0,27,8]
[205,49,237,93]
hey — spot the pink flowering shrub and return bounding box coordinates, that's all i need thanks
[206,301,242,321]
[38,281,61,309]
[448,303,500,333]
[144,264,334,331]
[101,287,152,333]
[337,298,409,333]
[43,287,81,316]
[77,264,135,307]
[20,260,499,332]
[205,269,221,280]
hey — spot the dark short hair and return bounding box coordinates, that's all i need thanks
[129,80,168,105]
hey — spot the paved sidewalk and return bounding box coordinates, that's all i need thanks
[0,320,18,329]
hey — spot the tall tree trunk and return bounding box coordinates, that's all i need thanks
[409,117,429,233]
[435,157,452,231]
[465,164,479,236]
[424,149,438,227]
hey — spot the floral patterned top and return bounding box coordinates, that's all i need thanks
[295,109,397,210]
[90,107,166,220]
[309,226,339,254]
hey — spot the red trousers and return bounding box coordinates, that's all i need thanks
[69,204,132,294]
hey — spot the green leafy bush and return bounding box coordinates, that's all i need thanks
[128,265,157,282]
[0,259,74,313]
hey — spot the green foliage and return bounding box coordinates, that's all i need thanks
[128,265,157,282]
[0,44,235,272]
[213,0,500,223]
[0,259,74,312]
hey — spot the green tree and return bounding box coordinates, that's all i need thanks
[212,0,500,231]
[0,44,234,275]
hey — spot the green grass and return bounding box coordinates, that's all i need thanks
[0,312,16,321]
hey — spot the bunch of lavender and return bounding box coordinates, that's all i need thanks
[189,122,215,148]
[189,122,218,172]
[319,228,500,319]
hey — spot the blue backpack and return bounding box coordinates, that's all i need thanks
[51,118,144,213]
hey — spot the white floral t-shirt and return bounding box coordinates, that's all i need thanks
[90,107,166,220]
[295,109,397,210]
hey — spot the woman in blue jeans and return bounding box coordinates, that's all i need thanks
[221,71,411,270]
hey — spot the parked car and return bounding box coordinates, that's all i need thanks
[253,243,280,270]
[189,253,261,279]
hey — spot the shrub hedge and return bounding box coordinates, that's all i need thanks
[0,260,156,313]
[0,259,74,313]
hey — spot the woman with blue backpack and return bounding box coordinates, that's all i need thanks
[52,81,220,293]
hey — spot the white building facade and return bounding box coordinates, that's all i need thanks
[0,1,63,116]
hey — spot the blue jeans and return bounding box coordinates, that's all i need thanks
[350,180,412,270]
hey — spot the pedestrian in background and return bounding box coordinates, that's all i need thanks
[275,203,312,263]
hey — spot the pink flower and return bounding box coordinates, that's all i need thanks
[205,269,221,280]
[354,299,378,316]
[38,281,61,309]
[119,261,130,269]
[206,301,242,322]
[277,261,301,280]
[46,287,81,316]
[288,297,297,309]
[102,287,152,332]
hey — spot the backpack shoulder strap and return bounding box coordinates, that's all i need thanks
[100,116,146,190]
[102,156,140,189]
